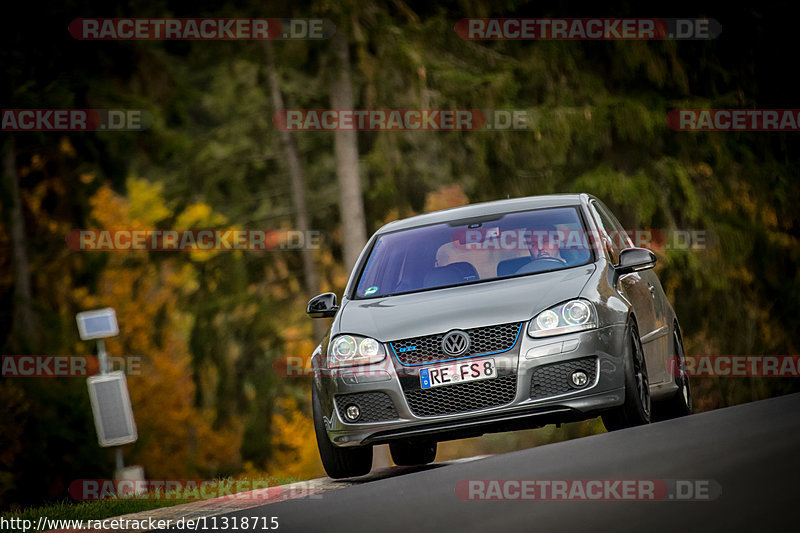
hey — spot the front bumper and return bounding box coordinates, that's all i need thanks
[315,324,628,447]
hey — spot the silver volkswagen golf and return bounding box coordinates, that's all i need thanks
[307,194,691,478]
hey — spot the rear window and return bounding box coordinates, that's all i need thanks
[355,207,592,298]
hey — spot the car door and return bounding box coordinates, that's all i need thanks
[638,268,672,375]
[588,200,667,384]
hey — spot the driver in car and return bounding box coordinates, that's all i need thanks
[528,226,567,265]
[504,225,568,276]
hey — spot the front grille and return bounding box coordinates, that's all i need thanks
[334,392,398,423]
[529,357,598,399]
[403,374,518,417]
[391,322,522,366]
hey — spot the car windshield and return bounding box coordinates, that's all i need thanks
[355,206,593,298]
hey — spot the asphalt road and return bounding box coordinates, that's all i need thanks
[166,393,800,532]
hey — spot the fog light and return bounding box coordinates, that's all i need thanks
[345,404,360,421]
[571,371,588,387]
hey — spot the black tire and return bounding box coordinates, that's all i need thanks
[389,439,437,466]
[602,320,651,431]
[652,326,692,421]
[312,386,373,479]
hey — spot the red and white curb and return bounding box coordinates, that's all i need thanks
[47,456,491,532]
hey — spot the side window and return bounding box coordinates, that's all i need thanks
[596,202,633,250]
[589,201,631,263]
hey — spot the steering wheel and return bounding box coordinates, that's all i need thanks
[531,256,567,266]
[513,256,567,275]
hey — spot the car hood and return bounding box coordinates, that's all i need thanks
[337,264,596,341]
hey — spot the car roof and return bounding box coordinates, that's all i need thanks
[376,193,591,234]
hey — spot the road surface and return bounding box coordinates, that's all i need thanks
[161,393,800,532]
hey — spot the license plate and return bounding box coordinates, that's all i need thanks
[420,358,497,389]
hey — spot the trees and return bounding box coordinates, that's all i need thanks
[2,139,37,353]
[329,30,368,270]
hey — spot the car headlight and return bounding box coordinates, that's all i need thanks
[528,300,597,338]
[327,335,386,368]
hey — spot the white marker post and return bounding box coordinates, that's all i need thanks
[76,308,143,485]
[76,307,119,373]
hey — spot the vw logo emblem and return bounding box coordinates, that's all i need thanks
[442,330,470,356]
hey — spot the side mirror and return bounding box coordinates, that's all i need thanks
[306,292,339,318]
[615,248,657,275]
